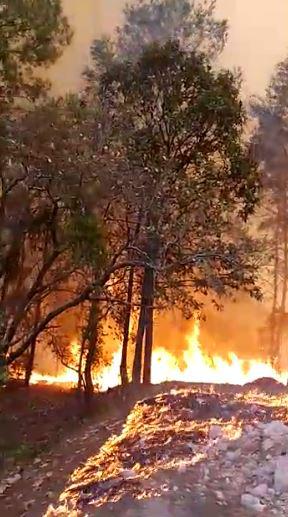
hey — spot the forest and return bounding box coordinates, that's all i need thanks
[0,0,288,401]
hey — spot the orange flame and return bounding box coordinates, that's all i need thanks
[151,321,288,386]
[31,321,288,389]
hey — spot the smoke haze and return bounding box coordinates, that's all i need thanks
[49,0,288,97]
[43,1,288,367]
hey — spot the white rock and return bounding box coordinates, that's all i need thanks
[6,473,21,485]
[209,425,223,440]
[226,450,241,462]
[250,483,268,498]
[215,490,225,501]
[241,494,265,512]
[263,438,274,452]
[121,469,138,480]
[274,456,288,492]
[217,440,228,452]
[178,463,187,474]
[263,421,288,438]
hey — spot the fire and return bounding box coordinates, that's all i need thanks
[31,321,288,389]
[151,321,288,386]
[30,343,121,391]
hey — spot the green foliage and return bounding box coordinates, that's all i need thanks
[99,40,260,308]
[65,213,106,268]
[0,0,72,101]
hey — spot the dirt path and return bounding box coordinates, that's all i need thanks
[0,416,124,517]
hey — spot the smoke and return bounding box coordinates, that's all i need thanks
[49,0,288,96]
[154,295,268,362]
[39,0,288,371]
[216,0,288,96]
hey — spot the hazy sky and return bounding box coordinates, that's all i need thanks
[48,0,288,97]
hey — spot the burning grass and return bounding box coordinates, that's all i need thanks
[53,385,288,514]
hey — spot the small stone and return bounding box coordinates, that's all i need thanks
[226,450,241,462]
[250,484,268,498]
[274,456,288,492]
[0,484,8,495]
[241,494,265,512]
[263,438,274,452]
[178,463,187,474]
[263,421,288,438]
[6,473,21,485]
[121,469,137,480]
[215,490,225,501]
[23,499,35,511]
[209,425,222,440]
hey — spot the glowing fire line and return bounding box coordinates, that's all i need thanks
[31,322,288,389]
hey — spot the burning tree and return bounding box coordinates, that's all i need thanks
[0,0,261,393]
[96,41,260,385]
[0,0,72,384]
[251,56,288,364]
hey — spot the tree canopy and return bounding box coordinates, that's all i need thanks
[0,0,72,102]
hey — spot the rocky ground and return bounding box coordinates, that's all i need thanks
[46,379,288,516]
[2,379,288,516]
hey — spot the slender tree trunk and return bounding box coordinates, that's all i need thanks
[24,339,37,387]
[0,353,6,385]
[143,266,154,384]
[24,301,41,387]
[276,188,288,361]
[271,210,280,359]
[120,266,134,385]
[77,341,85,391]
[132,270,148,384]
[83,301,99,401]
[84,339,96,401]
[120,210,142,385]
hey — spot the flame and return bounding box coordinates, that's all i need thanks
[31,321,288,389]
[151,321,288,386]
[30,341,121,391]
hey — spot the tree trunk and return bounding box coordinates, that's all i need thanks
[84,339,96,401]
[77,341,85,391]
[121,210,142,385]
[120,266,134,385]
[24,339,37,387]
[0,353,6,386]
[132,269,148,384]
[83,301,99,401]
[271,210,280,360]
[143,266,154,384]
[132,230,159,384]
[24,301,41,387]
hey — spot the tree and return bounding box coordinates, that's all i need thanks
[88,0,228,384]
[0,0,72,102]
[90,0,227,71]
[251,56,288,363]
[116,0,227,59]
[98,41,260,384]
[0,98,105,377]
[0,0,72,383]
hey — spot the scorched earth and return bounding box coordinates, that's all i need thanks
[36,380,288,517]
